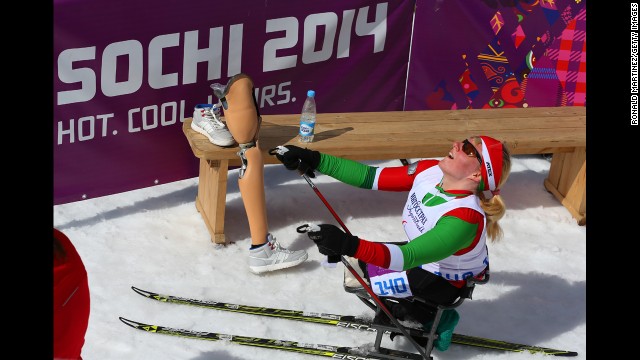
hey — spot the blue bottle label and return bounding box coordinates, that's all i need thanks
[299,122,315,136]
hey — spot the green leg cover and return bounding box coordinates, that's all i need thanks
[423,309,460,352]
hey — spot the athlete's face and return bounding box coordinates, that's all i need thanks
[438,137,482,181]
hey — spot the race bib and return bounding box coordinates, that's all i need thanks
[367,264,413,298]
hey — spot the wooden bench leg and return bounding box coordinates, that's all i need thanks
[195,159,229,244]
[544,147,586,226]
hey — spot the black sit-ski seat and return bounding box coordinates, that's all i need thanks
[344,264,490,360]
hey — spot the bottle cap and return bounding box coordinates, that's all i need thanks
[307,90,315,97]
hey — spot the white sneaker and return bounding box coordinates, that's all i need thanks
[191,104,235,147]
[249,234,308,274]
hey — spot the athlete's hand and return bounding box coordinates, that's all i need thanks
[305,224,360,257]
[269,145,320,178]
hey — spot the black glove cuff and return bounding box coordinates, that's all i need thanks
[307,150,321,170]
[294,149,321,178]
[342,235,360,257]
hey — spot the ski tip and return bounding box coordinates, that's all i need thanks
[119,317,136,328]
[131,286,148,297]
[119,317,152,329]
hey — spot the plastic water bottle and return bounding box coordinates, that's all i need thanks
[298,90,316,143]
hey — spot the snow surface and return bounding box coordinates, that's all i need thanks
[53,155,586,359]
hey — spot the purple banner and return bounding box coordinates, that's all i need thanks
[405,0,586,110]
[54,0,414,205]
[55,0,586,205]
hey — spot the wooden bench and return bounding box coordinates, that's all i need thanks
[183,106,586,244]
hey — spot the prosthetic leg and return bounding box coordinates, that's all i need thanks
[210,74,307,274]
[211,74,267,246]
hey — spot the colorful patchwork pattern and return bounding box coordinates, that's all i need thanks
[438,0,586,110]
[522,7,586,106]
[478,38,522,108]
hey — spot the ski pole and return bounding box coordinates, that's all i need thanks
[267,146,339,266]
[267,146,427,357]
[297,172,429,359]
[299,174,344,265]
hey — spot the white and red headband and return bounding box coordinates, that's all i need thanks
[478,136,504,193]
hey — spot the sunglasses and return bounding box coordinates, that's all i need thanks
[462,139,482,163]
